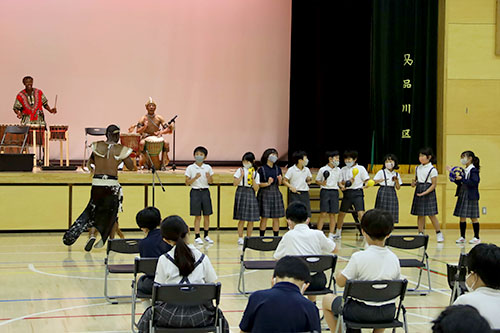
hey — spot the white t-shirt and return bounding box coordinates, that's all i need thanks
[454,287,500,329]
[374,169,403,187]
[340,165,370,190]
[273,224,336,259]
[155,244,217,284]
[185,163,214,189]
[415,163,438,184]
[316,164,342,189]
[233,167,260,187]
[284,165,312,191]
[341,245,401,305]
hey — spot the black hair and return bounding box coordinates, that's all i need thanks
[193,146,208,157]
[273,256,311,283]
[291,150,307,166]
[136,207,161,230]
[361,209,394,241]
[343,150,358,160]
[383,153,400,170]
[466,243,500,289]
[325,151,340,161]
[419,147,436,164]
[461,150,480,170]
[285,201,309,224]
[260,148,278,165]
[105,124,120,142]
[22,76,33,84]
[160,215,195,277]
[431,305,491,333]
[242,152,256,166]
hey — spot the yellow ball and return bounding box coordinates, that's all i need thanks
[352,168,359,177]
[367,179,375,187]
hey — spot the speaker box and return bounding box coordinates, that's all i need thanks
[0,154,34,172]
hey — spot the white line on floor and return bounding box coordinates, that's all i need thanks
[28,264,129,281]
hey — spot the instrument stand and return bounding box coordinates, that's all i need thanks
[170,119,177,171]
[145,148,165,207]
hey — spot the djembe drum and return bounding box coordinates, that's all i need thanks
[120,133,140,170]
[47,125,69,166]
[0,124,27,153]
[144,136,165,170]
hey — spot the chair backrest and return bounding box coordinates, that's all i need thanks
[152,283,221,306]
[5,126,30,135]
[296,255,337,273]
[343,279,408,303]
[134,257,158,276]
[447,253,468,286]
[385,235,429,250]
[107,238,141,255]
[243,236,282,252]
[85,127,107,136]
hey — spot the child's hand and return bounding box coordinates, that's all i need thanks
[290,186,298,193]
[411,179,416,187]
[195,173,201,179]
[277,175,282,183]
[446,165,452,172]
[205,172,210,178]
[416,192,425,197]
[456,175,462,180]
[392,175,398,182]
[268,177,274,185]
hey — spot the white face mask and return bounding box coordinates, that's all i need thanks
[345,161,354,168]
[302,158,309,167]
[460,158,468,165]
[243,162,252,169]
[333,160,340,167]
[268,155,278,163]
[385,162,394,170]
[465,273,477,292]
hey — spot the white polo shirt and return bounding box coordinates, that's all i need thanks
[234,167,261,187]
[185,163,214,189]
[454,287,500,329]
[285,165,312,191]
[374,169,403,187]
[340,165,370,190]
[316,164,341,189]
[273,224,336,259]
[341,245,401,305]
[155,244,217,284]
[415,163,438,184]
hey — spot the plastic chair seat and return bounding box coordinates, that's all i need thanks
[154,326,217,332]
[399,259,425,268]
[108,264,134,274]
[304,288,334,296]
[345,319,404,329]
[243,260,276,270]
[136,291,152,299]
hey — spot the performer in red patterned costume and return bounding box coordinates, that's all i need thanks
[13,76,57,126]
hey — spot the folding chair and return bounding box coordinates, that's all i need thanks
[237,236,282,295]
[150,283,222,333]
[132,257,159,333]
[385,234,431,295]
[104,238,141,304]
[446,253,468,305]
[0,125,30,153]
[296,255,338,296]
[336,279,409,333]
[83,127,106,167]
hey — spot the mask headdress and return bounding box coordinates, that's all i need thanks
[145,97,156,106]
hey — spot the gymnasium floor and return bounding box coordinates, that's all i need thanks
[0,228,495,333]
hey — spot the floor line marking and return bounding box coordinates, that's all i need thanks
[28,264,130,281]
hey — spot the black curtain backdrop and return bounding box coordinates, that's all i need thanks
[288,0,438,168]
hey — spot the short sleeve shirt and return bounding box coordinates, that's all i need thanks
[234,167,260,187]
[185,163,214,189]
[416,163,438,184]
[340,165,370,189]
[374,169,403,187]
[316,164,342,189]
[284,165,312,191]
[257,164,282,186]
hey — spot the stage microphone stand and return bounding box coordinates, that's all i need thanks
[145,148,165,207]
[167,115,178,171]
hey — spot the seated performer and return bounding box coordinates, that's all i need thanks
[13,76,57,126]
[63,125,136,250]
[129,97,173,170]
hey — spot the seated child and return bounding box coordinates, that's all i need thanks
[432,305,491,333]
[239,256,321,333]
[322,209,400,333]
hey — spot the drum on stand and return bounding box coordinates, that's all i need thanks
[0,124,27,154]
[120,133,141,170]
[48,125,69,167]
[144,136,164,170]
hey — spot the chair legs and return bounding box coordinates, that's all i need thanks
[104,268,133,304]
[237,264,249,296]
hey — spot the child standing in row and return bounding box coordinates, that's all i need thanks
[411,147,444,242]
[257,148,285,237]
[450,151,481,244]
[233,152,260,245]
[336,150,370,239]
[283,151,313,218]
[185,146,215,245]
[315,151,342,239]
[374,154,402,223]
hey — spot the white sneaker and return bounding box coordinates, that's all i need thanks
[469,237,481,245]
[436,232,445,243]
[418,232,424,236]
[195,237,204,245]
[328,233,335,241]
[455,237,466,244]
[204,236,214,244]
[335,230,342,239]
[237,237,244,245]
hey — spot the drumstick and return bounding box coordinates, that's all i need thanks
[54,95,58,108]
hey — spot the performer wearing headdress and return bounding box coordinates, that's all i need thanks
[13,76,57,126]
[63,125,136,251]
[129,97,173,170]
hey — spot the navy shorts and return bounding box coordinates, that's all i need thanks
[340,189,365,213]
[190,189,213,216]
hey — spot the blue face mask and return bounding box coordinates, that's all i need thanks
[195,155,204,163]
[268,155,278,163]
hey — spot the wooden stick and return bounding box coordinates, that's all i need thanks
[45,131,50,167]
[54,95,58,108]
[60,141,63,166]
[32,128,36,167]
[65,130,69,167]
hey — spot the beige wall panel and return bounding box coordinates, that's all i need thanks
[118,186,146,229]
[447,0,496,24]
[0,186,68,230]
[445,188,497,224]
[448,24,500,79]
[446,80,500,135]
